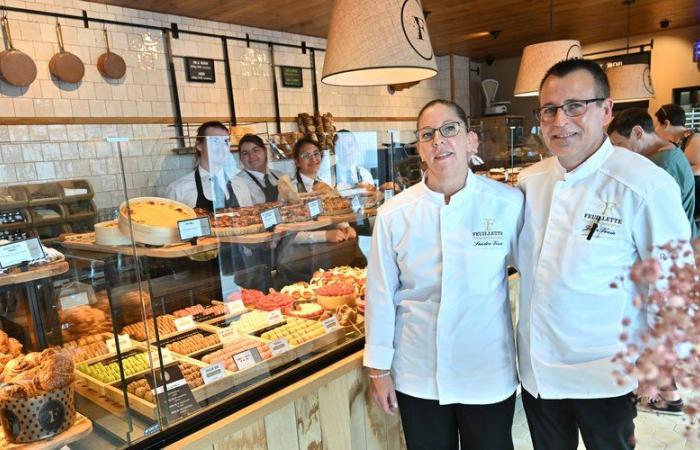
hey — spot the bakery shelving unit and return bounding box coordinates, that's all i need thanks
[0,186,33,243]
[1,180,97,245]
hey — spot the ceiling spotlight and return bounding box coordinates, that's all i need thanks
[489,30,501,39]
[660,19,670,28]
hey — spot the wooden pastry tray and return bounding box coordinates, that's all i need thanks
[145,327,222,359]
[102,356,231,420]
[0,261,69,288]
[198,310,285,336]
[74,346,151,396]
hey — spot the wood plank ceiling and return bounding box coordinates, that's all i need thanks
[85,0,700,61]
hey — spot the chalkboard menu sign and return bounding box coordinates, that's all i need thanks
[281,66,303,88]
[185,58,216,83]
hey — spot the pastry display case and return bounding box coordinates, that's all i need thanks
[0,133,380,449]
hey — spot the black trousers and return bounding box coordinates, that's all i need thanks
[396,390,516,450]
[522,389,637,450]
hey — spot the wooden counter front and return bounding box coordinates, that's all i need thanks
[167,350,407,450]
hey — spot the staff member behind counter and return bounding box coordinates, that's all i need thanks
[166,122,270,291]
[232,134,283,205]
[167,121,249,209]
[276,138,366,285]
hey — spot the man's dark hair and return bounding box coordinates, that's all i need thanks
[655,104,686,127]
[195,121,228,145]
[539,58,610,98]
[417,99,468,127]
[607,108,655,137]
[238,133,265,149]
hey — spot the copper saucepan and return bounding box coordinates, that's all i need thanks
[0,15,37,87]
[49,21,85,84]
[97,28,126,79]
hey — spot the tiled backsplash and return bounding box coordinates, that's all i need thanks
[0,0,471,209]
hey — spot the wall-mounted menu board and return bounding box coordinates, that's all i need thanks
[185,58,216,83]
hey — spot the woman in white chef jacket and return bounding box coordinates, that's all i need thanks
[365,100,523,450]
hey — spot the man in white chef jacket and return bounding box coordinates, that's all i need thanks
[517,58,690,450]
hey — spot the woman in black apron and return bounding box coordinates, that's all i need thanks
[167,122,271,292]
[276,138,366,286]
[235,134,283,205]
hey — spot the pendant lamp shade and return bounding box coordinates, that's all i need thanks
[514,40,582,97]
[321,0,438,86]
[606,64,654,103]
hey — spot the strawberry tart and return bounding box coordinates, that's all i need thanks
[315,282,356,309]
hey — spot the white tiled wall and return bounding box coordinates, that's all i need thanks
[0,0,470,209]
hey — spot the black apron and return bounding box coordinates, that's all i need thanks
[194,168,239,211]
[194,168,270,291]
[296,172,318,193]
[245,170,279,203]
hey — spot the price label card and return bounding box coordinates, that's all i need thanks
[59,291,90,310]
[146,365,200,421]
[106,334,132,354]
[260,207,281,229]
[269,339,290,356]
[216,326,239,344]
[267,309,282,324]
[200,362,226,385]
[174,315,196,332]
[150,348,175,366]
[0,237,45,269]
[307,199,323,217]
[322,316,340,333]
[225,299,246,316]
[351,195,362,212]
[384,189,394,201]
[232,348,262,371]
[177,216,212,241]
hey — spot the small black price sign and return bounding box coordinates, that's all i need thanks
[185,57,216,83]
[281,66,303,88]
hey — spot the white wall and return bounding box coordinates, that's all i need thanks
[0,0,470,208]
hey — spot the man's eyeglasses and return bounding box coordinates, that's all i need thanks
[415,121,463,142]
[533,98,606,123]
[300,151,322,161]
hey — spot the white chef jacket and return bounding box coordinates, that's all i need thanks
[232,168,284,206]
[517,138,691,399]
[166,166,252,208]
[364,172,524,405]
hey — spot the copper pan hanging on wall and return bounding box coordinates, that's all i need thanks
[0,14,38,87]
[97,28,126,79]
[49,20,85,84]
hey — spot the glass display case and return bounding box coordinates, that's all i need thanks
[0,129,404,449]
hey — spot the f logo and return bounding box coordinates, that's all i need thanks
[601,201,616,216]
[413,16,426,40]
[484,219,495,232]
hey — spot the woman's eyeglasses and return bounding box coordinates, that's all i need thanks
[415,121,462,142]
[300,151,322,160]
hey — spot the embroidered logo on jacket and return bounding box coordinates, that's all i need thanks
[472,218,504,247]
[581,200,623,238]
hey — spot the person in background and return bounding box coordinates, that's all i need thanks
[608,108,697,239]
[654,104,700,233]
[293,137,355,244]
[232,134,283,206]
[334,129,375,191]
[167,121,250,210]
[365,99,523,449]
[517,59,690,450]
